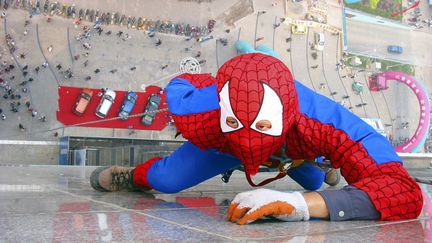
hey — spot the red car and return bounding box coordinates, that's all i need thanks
[73,88,93,115]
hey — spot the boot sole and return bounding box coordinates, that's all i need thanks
[90,166,110,192]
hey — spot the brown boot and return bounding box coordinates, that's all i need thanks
[90,166,140,192]
[324,168,340,186]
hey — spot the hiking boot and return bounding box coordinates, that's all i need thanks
[324,168,340,186]
[90,166,139,192]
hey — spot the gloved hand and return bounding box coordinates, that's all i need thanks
[227,188,310,225]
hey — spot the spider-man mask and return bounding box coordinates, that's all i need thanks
[216,53,299,175]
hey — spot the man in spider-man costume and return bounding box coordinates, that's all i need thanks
[91,52,423,224]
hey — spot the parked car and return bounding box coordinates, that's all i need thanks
[314,32,325,51]
[387,45,403,54]
[207,19,215,32]
[96,89,116,118]
[291,24,307,34]
[141,94,161,126]
[118,91,138,120]
[73,88,93,115]
[198,35,213,43]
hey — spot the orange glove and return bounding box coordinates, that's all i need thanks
[227,189,309,225]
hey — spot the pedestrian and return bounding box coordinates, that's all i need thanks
[110,69,117,74]
[19,123,25,132]
[94,68,100,74]
[130,66,136,71]
[83,60,88,67]
[0,114,5,120]
[23,71,28,76]
[155,38,162,46]
[24,29,28,36]
[311,65,318,69]
[34,66,39,73]
[161,65,168,70]
[42,62,48,68]
[38,115,46,122]
[28,78,33,82]
[54,131,59,137]
[25,101,30,107]
[19,53,25,59]
[47,45,53,52]
[32,110,37,117]
[106,30,112,35]
[56,64,62,70]
[286,37,292,42]
[23,65,28,70]
[74,54,80,60]
[85,76,91,81]
[195,51,201,58]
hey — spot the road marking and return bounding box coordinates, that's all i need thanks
[0,140,59,145]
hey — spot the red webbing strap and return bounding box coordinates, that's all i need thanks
[245,171,287,187]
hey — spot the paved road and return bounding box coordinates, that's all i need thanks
[0,1,424,149]
[346,19,432,66]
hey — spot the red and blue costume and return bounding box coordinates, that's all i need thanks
[133,53,423,221]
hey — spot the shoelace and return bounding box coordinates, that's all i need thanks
[111,171,132,191]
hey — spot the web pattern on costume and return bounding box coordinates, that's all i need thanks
[171,73,226,149]
[285,113,423,220]
[215,54,299,175]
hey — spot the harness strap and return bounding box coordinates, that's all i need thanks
[245,171,287,187]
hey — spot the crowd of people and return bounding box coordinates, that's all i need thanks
[0,56,47,131]
[0,4,210,135]
[0,15,51,133]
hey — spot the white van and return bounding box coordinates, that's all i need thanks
[96,89,116,118]
[314,32,325,51]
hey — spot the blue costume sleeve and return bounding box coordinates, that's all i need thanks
[166,78,220,115]
[147,142,241,193]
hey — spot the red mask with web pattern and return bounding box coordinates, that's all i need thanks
[216,53,299,175]
[171,53,299,178]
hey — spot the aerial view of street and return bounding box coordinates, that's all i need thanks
[1,0,432,242]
